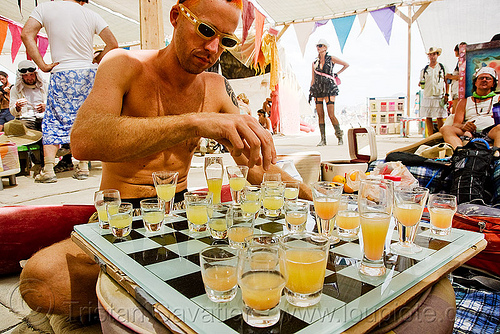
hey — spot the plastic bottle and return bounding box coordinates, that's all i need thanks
[492,102,500,126]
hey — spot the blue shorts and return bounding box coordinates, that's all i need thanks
[42,69,96,145]
[0,108,14,126]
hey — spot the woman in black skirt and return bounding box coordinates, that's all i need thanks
[309,39,349,145]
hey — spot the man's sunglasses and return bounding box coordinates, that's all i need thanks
[316,44,325,48]
[178,4,239,49]
[19,68,36,74]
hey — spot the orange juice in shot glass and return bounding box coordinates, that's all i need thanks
[311,181,343,242]
[428,194,457,236]
[200,245,238,303]
[336,194,360,241]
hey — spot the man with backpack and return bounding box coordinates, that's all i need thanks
[419,47,448,135]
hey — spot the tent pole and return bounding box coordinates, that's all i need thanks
[139,0,164,50]
[407,4,412,117]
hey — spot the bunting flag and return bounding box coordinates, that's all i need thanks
[241,0,255,45]
[8,23,23,62]
[312,20,328,34]
[370,6,395,45]
[253,8,265,68]
[0,20,8,53]
[331,15,355,53]
[37,35,49,57]
[293,21,315,57]
[357,12,368,36]
[261,33,279,90]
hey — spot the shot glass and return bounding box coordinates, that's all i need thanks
[262,172,281,187]
[152,171,179,219]
[244,233,279,247]
[184,190,212,232]
[358,179,393,277]
[227,205,255,249]
[262,181,285,218]
[241,185,262,219]
[283,180,300,202]
[140,199,164,232]
[280,232,330,307]
[94,189,121,229]
[108,202,134,238]
[208,204,229,239]
[226,165,249,203]
[204,156,224,205]
[336,194,360,241]
[199,245,239,303]
[428,194,457,236]
[391,187,429,254]
[284,200,309,233]
[238,244,287,328]
[311,181,343,242]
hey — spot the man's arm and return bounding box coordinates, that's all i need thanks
[21,18,59,73]
[94,27,118,64]
[9,87,23,118]
[71,50,276,169]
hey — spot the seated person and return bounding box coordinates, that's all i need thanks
[237,92,251,115]
[258,108,272,133]
[440,67,499,149]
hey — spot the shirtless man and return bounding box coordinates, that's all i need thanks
[20,0,312,319]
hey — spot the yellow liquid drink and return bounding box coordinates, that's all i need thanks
[285,250,327,294]
[186,205,209,225]
[245,192,260,202]
[109,213,132,228]
[242,201,261,214]
[208,218,227,239]
[336,211,360,229]
[284,188,299,200]
[240,271,286,310]
[360,212,390,261]
[263,196,284,210]
[156,184,176,201]
[143,211,164,224]
[394,203,423,227]
[227,226,253,243]
[202,266,237,291]
[314,198,339,220]
[429,207,455,229]
[229,177,246,191]
[97,206,108,222]
[286,212,307,225]
[207,178,222,204]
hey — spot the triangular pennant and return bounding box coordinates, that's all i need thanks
[0,20,8,55]
[370,6,395,45]
[37,35,49,58]
[293,21,315,57]
[253,8,265,68]
[331,15,355,53]
[357,12,368,36]
[241,0,255,45]
[8,22,23,62]
[312,20,328,34]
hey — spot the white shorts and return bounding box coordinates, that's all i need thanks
[420,96,448,118]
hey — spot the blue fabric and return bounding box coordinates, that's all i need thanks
[453,282,500,334]
[42,69,96,145]
[0,108,14,125]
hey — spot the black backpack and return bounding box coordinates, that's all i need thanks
[450,139,499,204]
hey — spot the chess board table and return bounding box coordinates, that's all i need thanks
[72,207,486,334]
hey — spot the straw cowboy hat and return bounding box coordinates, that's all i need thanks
[0,119,42,146]
[426,47,442,55]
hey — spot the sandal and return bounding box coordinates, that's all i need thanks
[73,167,89,180]
[35,171,57,183]
[54,160,74,173]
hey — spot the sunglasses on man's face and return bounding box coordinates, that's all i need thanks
[317,44,325,48]
[19,68,36,74]
[178,4,239,49]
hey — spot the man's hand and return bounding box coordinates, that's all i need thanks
[461,121,476,133]
[39,62,59,73]
[35,103,45,113]
[16,98,28,109]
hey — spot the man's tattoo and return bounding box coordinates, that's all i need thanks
[225,78,238,107]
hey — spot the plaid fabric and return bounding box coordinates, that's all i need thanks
[368,160,450,193]
[453,281,500,334]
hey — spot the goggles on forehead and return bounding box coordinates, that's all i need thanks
[19,67,36,74]
[316,44,325,48]
[178,4,239,50]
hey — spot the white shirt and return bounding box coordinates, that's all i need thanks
[420,63,447,98]
[464,95,500,131]
[30,1,108,72]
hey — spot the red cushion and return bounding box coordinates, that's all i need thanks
[198,184,233,203]
[0,205,96,275]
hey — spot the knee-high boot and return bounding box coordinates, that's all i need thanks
[334,124,343,145]
[317,123,326,146]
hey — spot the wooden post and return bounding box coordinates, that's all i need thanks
[407,4,412,117]
[139,0,165,50]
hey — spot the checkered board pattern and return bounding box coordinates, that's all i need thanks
[74,207,484,334]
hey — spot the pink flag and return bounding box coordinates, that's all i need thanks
[37,35,49,57]
[253,9,265,68]
[8,23,22,62]
[241,0,255,45]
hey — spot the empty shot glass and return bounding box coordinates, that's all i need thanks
[185,190,212,232]
[108,202,133,238]
[284,200,309,233]
[200,245,239,303]
[94,189,121,229]
[140,199,164,232]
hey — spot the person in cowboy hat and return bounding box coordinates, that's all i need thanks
[440,66,499,148]
[309,38,349,146]
[419,46,448,136]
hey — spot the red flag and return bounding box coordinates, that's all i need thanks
[241,0,255,45]
[270,84,280,133]
[0,20,8,55]
[253,9,265,68]
[8,23,22,62]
